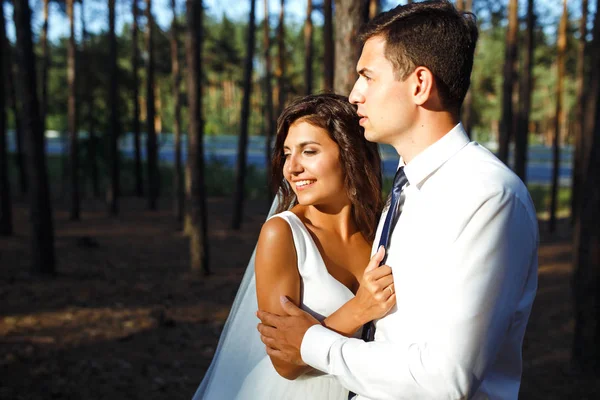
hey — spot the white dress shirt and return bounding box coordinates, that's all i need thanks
[300,124,539,400]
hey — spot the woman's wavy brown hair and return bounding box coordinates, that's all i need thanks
[271,93,383,241]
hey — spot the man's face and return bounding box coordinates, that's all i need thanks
[349,36,415,146]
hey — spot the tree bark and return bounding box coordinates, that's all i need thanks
[171,0,184,224]
[514,0,535,183]
[132,0,143,197]
[5,42,27,195]
[323,0,334,92]
[571,0,589,223]
[333,0,369,96]
[67,0,80,220]
[13,0,56,274]
[146,0,159,211]
[275,0,286,116]
[107,0,120,215]
[40,0,50,132]
[549,0,568,233]
[498,0,518,164]
[263,0,275,201]
[186,0,209,274]
[304,0,313,95]
[458,0,474,138]
[572,0,600,370]
[232,0,257,230]
[0,1,13,236]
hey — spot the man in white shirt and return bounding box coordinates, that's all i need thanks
[256,1,538,399]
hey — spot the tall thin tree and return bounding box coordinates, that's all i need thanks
[132,0,143,197]
[304,0,313,94]
[232,0,257,230]
[333,0,369,95]
[13,0,56,274]
[457,0,474,138]
[549,0,568,233]
[40,0,50,131]
[67,0,80,220]
[0,0,13,236]
[146,0,159,210]
[5,42,27,195]
[171,0,184,223]
[498,0,518,164]
[275,0,286,116]
[323,0,334,92]
[263,0,275,200]
[514,0,535,183]
[107,0,120,215]
[368,0,379,19]
[571,0,589,223]
[186,0,209,274]
[572,0,600,371]
[81,0,99,198]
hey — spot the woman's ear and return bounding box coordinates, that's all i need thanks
[412,66,434,106]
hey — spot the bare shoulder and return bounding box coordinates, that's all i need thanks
[256,215,297,272]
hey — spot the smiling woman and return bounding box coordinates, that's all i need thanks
[194,93,394,400]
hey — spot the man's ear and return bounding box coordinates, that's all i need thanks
[412,66,434,106]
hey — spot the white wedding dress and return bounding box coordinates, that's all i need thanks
[193,204,353,400]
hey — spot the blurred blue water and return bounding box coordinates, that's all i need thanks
[6,131,573,186]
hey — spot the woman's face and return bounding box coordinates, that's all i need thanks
[283,121,347,208]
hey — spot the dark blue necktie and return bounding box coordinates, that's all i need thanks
[349,167,408,400]
[361,166,407,342]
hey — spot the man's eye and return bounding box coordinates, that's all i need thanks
[303,150,316,155]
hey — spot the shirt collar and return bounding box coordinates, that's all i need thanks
[400,123,470,190]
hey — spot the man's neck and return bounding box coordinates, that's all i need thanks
[392,111,459,164]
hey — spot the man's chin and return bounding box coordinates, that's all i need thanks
[363,129,379,143]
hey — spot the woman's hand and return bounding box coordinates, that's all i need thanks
[352,246,396,324]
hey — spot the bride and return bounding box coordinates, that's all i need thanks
[193,93,396,399]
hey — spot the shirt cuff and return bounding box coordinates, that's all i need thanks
[300,324,345,373]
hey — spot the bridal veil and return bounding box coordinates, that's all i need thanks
[192,198,280,400]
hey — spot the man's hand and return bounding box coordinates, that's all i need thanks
[257,296,320,365]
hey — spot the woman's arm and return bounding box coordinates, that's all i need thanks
[255,217,313,380]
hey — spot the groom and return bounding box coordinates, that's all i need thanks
[257,1,538,399]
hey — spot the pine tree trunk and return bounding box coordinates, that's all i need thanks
[67,0,80,220]
[304,0,313,95]
[572,0,600,369]
[4,45,27,195]
[186,0,209,274]
[263,0,275,201]
[275,0,286,116]
[368,0,379,19]
[333,0,369,95]
[146,0,159,211]
[498,0,518,164]
[571,0,589,223]
[13,0,56,275]
[0,2,13,236]
[171,0,184,224]
[323,0,334,92]
[132,0,143,197]
[514,0,535,183]
[40,0,50,131]
[549,0,568,233]
[232,0,257,230]
[107,0,120,215]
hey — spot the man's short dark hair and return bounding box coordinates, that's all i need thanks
[359,0,478,113]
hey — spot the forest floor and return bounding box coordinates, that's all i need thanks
[0,196,598,400]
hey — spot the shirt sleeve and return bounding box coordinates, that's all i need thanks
[300,189,538,399]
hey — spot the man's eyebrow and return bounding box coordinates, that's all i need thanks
[357,67,374,76]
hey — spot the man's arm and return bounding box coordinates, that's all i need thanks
[276,190,537,399]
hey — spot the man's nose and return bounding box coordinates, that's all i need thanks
[349,79,365,104]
